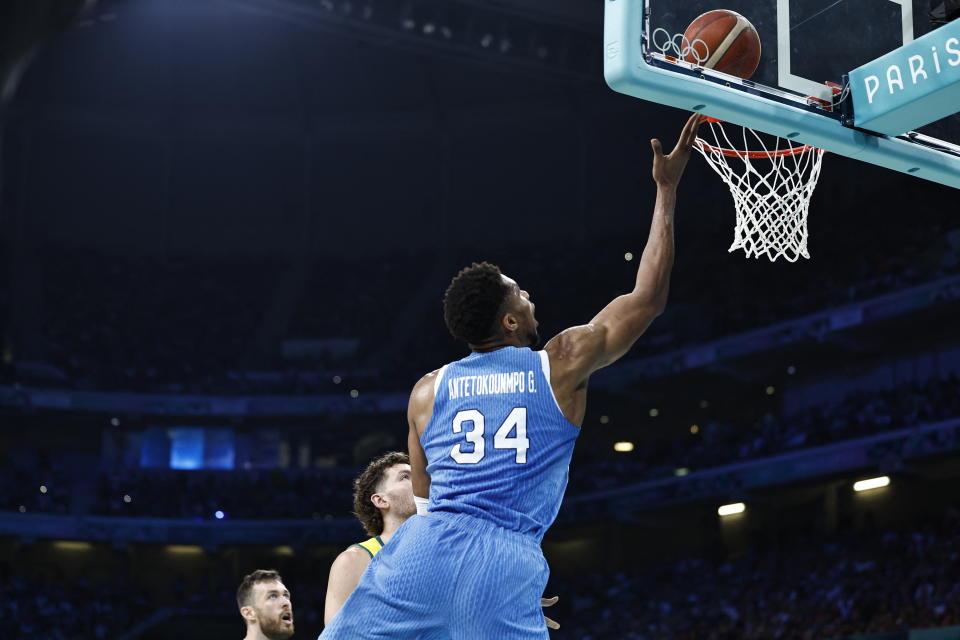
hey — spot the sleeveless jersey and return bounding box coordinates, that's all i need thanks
[423,346,580,542]
[352,536,384,559]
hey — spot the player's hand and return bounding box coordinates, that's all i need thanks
[541,595,560,630]
[650,113,703,189]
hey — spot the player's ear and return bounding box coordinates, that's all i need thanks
[371,493,388,509]
[240,605,257,624]
[501,311,519,334]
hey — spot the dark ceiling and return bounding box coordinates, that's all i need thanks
[1,0,955,262]
[2,0,674,259]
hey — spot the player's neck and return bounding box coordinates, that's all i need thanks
[469,334,526,352]
[242,625,271,640]
[379,515,407,543]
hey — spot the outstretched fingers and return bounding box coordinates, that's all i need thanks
[676,113,704,152]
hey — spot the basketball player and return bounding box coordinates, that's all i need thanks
[320,113,702,639]
[323,451,561,629]
[323,451,416,624]
[237,569,294,640]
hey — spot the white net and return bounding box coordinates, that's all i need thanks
[694,120,825,262]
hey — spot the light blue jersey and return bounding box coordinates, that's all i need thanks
[320,347,581,640]
[425,346,580,542]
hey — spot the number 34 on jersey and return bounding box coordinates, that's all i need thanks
[450,408,529,464]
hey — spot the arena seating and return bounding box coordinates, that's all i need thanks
[14,211,958,397]
[2,372,957,520]
[2,509,957,639]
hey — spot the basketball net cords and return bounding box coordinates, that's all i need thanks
[695,120,825,262]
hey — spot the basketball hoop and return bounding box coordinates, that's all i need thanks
[646,26,828,261]
[694,118,825,262]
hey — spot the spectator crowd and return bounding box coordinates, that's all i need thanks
[569,374,960,495]
[1,572,151,640]
[91,466,356,520]
[549,510,960,640]
[2,509,958,640]
[1,204,957,397]
[1,373,957,521]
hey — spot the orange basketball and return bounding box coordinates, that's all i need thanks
[681,10,761,79]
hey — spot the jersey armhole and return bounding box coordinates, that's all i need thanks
[433,365,448,396]
[538,350,565,414]
[419,365,448,444]
[351,543,374,559]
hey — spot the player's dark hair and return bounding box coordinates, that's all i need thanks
[237,569,283,610]
[443,262,512,344]
[353,451,410,537]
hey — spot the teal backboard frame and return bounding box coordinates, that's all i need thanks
[604,0,960,189]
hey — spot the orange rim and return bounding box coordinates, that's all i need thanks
[695,141,817,159]
[698,116,820,159]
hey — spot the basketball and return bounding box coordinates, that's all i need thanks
[681,9,761,79]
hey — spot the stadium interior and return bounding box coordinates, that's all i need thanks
[1,0,959,638]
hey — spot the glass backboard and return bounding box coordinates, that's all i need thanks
[604,0,960,188]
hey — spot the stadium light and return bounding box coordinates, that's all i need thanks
[166,545,204,555]
[54,540,92,552]
[613,441,634,452]
[853,476,890,492]
[718,502,745,516]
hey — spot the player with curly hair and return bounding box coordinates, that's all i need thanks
[322,451,561,629]
[323,451,415,624]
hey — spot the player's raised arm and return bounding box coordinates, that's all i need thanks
[587,113,701,365]
[545,114,701,386]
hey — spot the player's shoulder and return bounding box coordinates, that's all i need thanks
[544,324,607,387]
[334,543,374,566]
[544,324,606,360]
[413,367,444,391]
[409,367,443,405]
[327,544,372,586]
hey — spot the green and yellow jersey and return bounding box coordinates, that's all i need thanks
[352,536,385,559]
